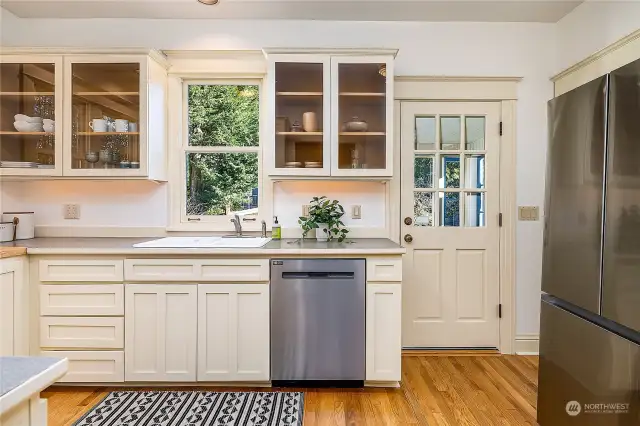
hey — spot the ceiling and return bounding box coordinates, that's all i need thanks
[2,0,582,22]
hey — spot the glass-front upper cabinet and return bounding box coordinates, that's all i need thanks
[0,57,63,176]
[64,56,147,177]
[332,56,393,177]
[269,56,330,176]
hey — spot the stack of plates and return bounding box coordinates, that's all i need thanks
[0,161,39,168]
[284,161,302,168]
[304,161,323,168]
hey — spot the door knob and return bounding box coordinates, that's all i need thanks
[404,234,413,243]
[404,217,413,225]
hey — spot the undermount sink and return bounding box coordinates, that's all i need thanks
[133,236,271,249]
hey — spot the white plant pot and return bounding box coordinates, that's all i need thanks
[316,223,330,242]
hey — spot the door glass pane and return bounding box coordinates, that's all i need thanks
[440,192,460,226]
[0,63,56,169]
[465,192,486,227]
[414,192,434,226]
[465,116,485,150]
[414,154,434,188]
[71,63,140,169]
[440,155,460,188]
[338,62,387,170]
[415,116,436,150]
[186,152,258,217]
[464,155,485,189]
[440,116,461,150]
[275,62,324,169]
[188,84,259,147]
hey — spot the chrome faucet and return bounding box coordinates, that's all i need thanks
[230,214,242,236]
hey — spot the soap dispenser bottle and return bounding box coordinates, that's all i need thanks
[272,216,281,240]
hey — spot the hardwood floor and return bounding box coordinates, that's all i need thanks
[42,355,539,426]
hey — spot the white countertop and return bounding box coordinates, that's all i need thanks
[0,237,406,255]
[0,357,68,416]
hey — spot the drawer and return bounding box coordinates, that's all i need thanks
[39,260,124,282]
[40,317,124,349]
[40,284,124,316]
[366,257,402,282]
[124,258,269,282]
[41,351,124,383]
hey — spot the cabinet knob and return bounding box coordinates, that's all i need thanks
[404,217,413,225]
[404,234,413,243]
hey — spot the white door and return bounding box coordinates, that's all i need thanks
[401,101,501,348]
[125,284,197,381]
[198,284,269,381]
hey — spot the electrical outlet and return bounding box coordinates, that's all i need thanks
[302,204,310,218]
[518,206,539,221]
[352,205,362,219]
[64,204,80,220]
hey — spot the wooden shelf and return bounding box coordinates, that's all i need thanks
[276,92,322,96]
[340,132,386,136]
[277,132,322,136]
[339,92,385,97]
[0,92,54,96]
[77,132,140,136]
[74,92,139,96]
[0,131,53,136]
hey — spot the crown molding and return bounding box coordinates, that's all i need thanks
[263,47,399,58]
[395,75,522,83]
[0,47,169,67]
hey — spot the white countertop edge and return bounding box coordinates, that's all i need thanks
[0,358,68,416]
[25,248,406,255]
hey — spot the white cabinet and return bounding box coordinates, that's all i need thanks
[366,283,402,382]
[124,284,197,381]
[266,51,395,178]
[198,284,270,381]
[0,257,27,356]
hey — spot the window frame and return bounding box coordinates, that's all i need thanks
[168,77,269,232]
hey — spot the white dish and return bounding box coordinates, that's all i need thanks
[14,121,44,132]
[14,114,43,123]
[285,162,302,166]
[43,124,55,133]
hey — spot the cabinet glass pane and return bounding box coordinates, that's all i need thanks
[440,155,460,188]
[464,154,485,189]
[414,154,434,188]
[275,62,324,169]
[439,192,460,227]
[0,63,56,169]
[440,116,461,150]
[465,116,485,150]
[338,63,387,170]
[414,192,434,226]
[465,192,486,227]
[70,63,140,169]
[415,116,436,150]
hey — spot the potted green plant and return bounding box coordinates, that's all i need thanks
[298,196,349,242]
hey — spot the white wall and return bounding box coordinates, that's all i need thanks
[555,0,640,73]
[0,17,557,336]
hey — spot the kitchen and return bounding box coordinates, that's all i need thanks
[0,1,639,425]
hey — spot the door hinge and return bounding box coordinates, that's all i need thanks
[498,213,503,227]
[499,121,503,136]
[498,304,503,318]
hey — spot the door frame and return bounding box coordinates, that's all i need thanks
[392,76,520,354]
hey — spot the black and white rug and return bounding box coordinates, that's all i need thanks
[73,391,304,426]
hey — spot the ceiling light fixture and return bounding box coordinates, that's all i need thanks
[198,0,219,4]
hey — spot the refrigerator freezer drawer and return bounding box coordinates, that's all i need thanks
[538,299,640,425]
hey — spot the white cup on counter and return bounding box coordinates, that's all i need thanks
[114,119,129,133]
[89,118,108,133]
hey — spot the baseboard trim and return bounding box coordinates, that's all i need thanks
[402,349,500,357]
[514,334,539,355]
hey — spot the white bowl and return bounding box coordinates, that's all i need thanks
[14,121,44,132]
[14,114,43,123]
[43,124,55,133]
[42,119,55,125]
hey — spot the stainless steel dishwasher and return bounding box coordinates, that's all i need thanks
[270,258,365,387]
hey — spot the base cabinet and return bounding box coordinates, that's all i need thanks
[366,283,402,382]
[197,284,270,381]
[124,284,197,382]
[0,257,27,356]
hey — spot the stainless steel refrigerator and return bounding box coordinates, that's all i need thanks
[539,59,640,425]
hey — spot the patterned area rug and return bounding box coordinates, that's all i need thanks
[73,391,304,426]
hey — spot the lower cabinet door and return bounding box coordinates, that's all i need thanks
[197,284,270,381]
[366,283,402,382]
[125,284,197,382]
[41,350,124,383]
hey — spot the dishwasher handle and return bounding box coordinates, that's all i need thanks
[281,271,355,279]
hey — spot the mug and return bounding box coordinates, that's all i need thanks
[128,122,138,132]
[114,119,129,133]
[89,119,108,133]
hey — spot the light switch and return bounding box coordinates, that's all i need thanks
[518,206,539,221]
[352,205,362,219]
[302,204,310,218]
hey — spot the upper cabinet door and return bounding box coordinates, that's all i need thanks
[331,56,394,177]
[63,56,148,177]
[0,56,63,176]
[268,55,331,176]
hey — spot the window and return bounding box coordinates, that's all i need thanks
[179,81,262,227]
